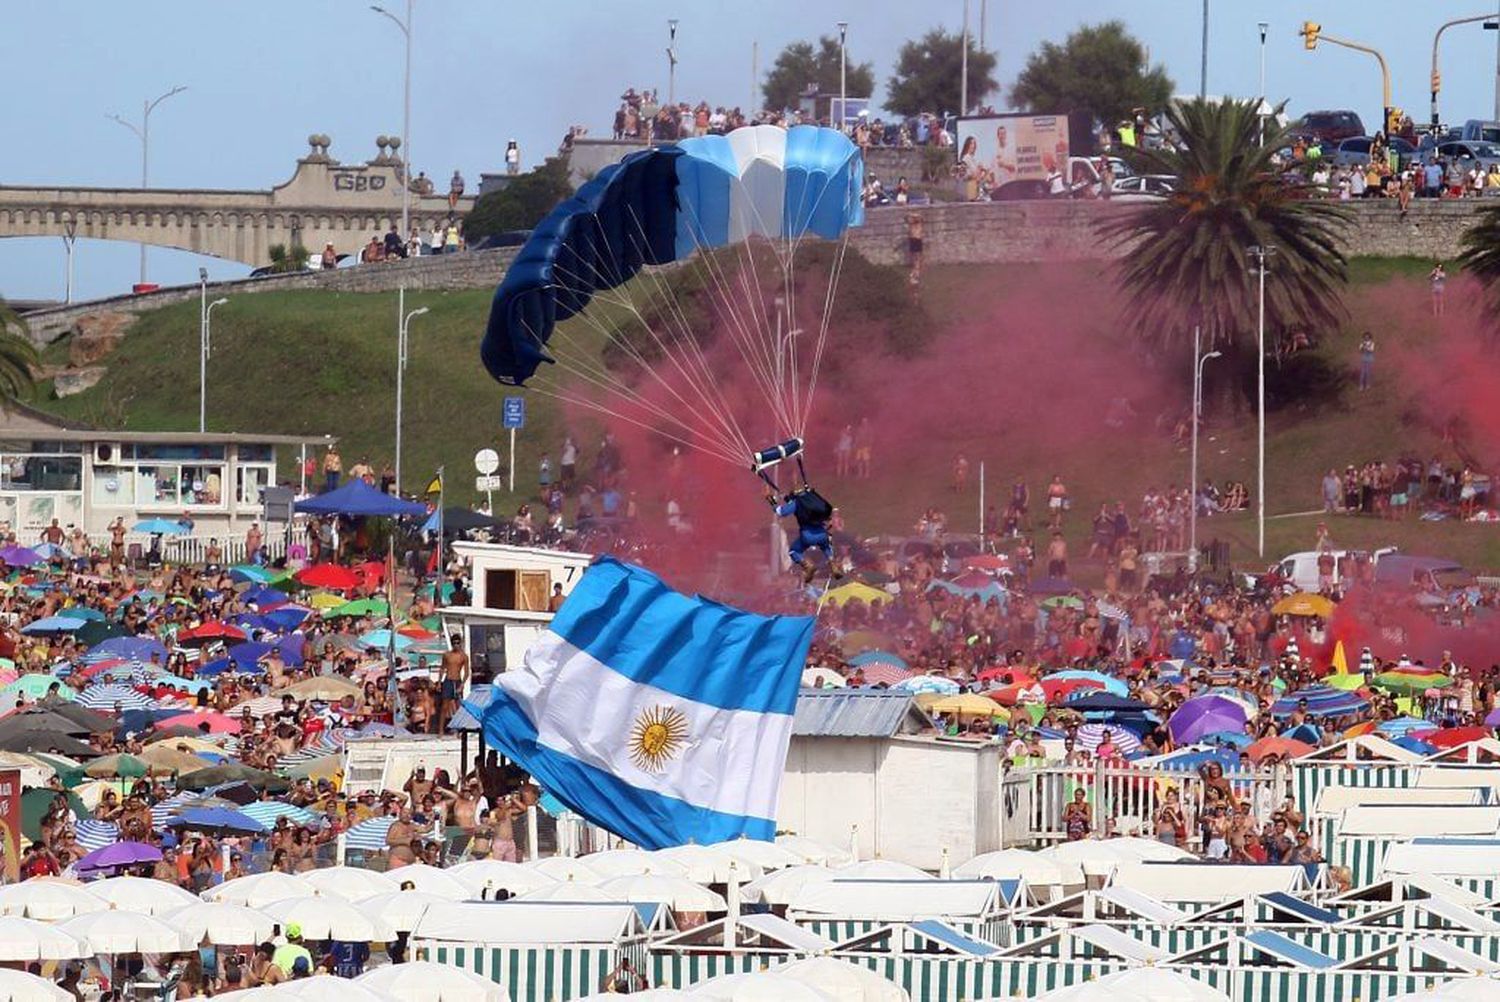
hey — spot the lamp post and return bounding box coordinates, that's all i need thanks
[1258,21,1270,144]
[1249,245,1275,558]
[1189,326,1221,573]
[837,21,848,132]
[960,0,970,116]
[667,19,679,107]
[394,288,429,493]
[370,1,413,242]
[1200,0,1209,98]
[199,297,228,433]
[107,84,186,287]
[62,222,77,305]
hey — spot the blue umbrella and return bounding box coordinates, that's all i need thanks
[1050,670,1129,696]
[133,518,189,536]
[1391,734,1438,755]
[63,607,106,622]
[226,641,273,668]
[357,629,413,651]
[77,684,156,711]
[847,650,908,670]
[1170,694,1251,744]
[1376,716,1437,738]
[343,816,396,851]
[1284,722,1322,744]
[240,802,318,827]
[22,616,86,635]
[892,674,961,695]
[1202,730,1254,748]
[32,543,69,562]
[1272,685,1370,719]
[88,636,169,663]
[263,607,310,632]
[1152,746,1242,773]
[241,586,286,608]
[163,807,266,836]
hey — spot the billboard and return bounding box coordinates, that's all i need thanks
[955,114,1072,184]
[0,770,18,882]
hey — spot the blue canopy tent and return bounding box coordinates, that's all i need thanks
[294,479,428,518]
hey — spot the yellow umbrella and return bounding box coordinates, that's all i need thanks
[306,592,346,611]
[284,676,362,702]
[927,693,1008,720]
[135,744,212,775]
[819,582,890,608]
[1271,592,1335,618]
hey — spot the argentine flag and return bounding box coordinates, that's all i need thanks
[478,556,814,849]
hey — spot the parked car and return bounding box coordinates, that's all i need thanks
[1457,119,1500,144]
[992,179,1054,201]
[1421,140,1500,172]
[1331,136,1417,169]
[1270,547,1397,594]
[1109,174,1175,200]
[1293,109,1366,144]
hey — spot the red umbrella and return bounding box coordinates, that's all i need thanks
[1426,726,1492,749]
[949,570,996,589]
[855,664,912,687]
[976,667,1035,685]
[295,564,360,590]
[963,555,1009,572]
[1040,678,1103,704]
[1247,735,1314,763]
[156,711,243,734]
[397,625,437,640]
[177,622,247,645]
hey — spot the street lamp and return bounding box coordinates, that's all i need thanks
[199,297,228,433]
[1249,244,1275,558]
[1200,0,1209,99]
[394,292,429,493]
[960,0,970,116]
[837,21,849,132]
[107,84,186,287]
[667,20,680,107]
[1189,325,1221,573]
[371,1,413,242]
[1258,21,1270,145]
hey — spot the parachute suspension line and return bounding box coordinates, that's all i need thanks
[525,377,747,468]
[542,242,754,464]
[799,234,851,438]
[669,196,799,438]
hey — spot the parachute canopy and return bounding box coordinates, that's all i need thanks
[481,125,865,388]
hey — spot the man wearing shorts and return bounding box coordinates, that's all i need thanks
[439,635,469,732]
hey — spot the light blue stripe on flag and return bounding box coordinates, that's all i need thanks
[546,556,810,714]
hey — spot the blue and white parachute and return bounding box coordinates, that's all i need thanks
[481,125,864,467]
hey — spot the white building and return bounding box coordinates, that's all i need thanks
[0,426,333,556]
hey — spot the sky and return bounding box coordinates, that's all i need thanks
[6,0,1500,302]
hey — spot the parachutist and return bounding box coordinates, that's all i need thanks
[770,482,841,586]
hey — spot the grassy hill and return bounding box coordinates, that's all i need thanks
[29,254,1500,576]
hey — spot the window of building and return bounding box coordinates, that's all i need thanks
[236,465,272,507]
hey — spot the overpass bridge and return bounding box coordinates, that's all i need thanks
[0,135,474,268]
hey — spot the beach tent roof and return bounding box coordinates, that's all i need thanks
[789,879,1002,920]
[1383,837,1500,878]
[1338,805,1500,838]
[655,914,834,955]
[1106,862,1310,903]
[413,901,645,945]
[1313,785,1486,815]
[1296,734,1423,762]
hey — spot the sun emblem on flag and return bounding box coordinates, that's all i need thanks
[629,705,689,773]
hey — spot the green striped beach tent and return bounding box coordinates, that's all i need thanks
[648,913,835,990]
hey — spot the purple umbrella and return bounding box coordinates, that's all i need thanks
[0,545,42,567]
[75,840,161,875]
[1169,694,1251,745]
[1485,707,1500,728]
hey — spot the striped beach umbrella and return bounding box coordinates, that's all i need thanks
[891,674,961,695]
[1075,723,1142,755]
[74,820,120,852]
[240,801,319,828]
[855,664,912,687]
[343,816,396,852]
[77,684,155,712]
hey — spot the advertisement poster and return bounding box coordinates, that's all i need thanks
[955,114,1071,184]
[0,770,19,882]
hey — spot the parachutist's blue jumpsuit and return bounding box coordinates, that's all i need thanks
[777,493,832,566]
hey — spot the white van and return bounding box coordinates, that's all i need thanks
[1273,547,1397,594]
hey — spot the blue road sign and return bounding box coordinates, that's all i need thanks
[502,396,526,429]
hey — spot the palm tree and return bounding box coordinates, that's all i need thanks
[0,299,39,404]
[1457,205,1500,313]
[1101,98,1350,360]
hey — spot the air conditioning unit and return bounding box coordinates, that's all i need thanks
[93,443,122,464]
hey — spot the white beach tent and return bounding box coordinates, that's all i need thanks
[1036,968,1229,1001]
[954,850,1067,900]
[268,979,401,1002]
[1383,837,1500,879]
[774,957,910,1002]
[0,969,71,1002]
[356,961,511,1002]
[1104,862,1312,904]
[1385,977,1500,1001]
[742,865,837,906]
[789,880,1004,922]
[1338,805,1500,837]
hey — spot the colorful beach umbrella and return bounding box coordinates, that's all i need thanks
[1169,695,1250,744]
[295,564,360,590]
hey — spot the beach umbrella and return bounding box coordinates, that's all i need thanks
[446,860,559,897]
[1283,722,1322,744]
[162,901,274,945]
[0,917,86,962]
[1074,723,1141,755]
[1037,968,1229,1002]
[357,961,510,1002]
[891,675,960,695]
[801,667,846,688]
[357,629,413,651]
[20,616,85,636]
[515,882,615,904]
[205,872,317,909]
[74,842,162,877]
[342,816,397,852]
[1272,685,1369,719]
[854,664,912,687]
[89,636,169,663]
[741,866,837,907]
[1271,593,1335,618]
[296,563,360,590]
[1373,672,1453,695]
[576,849,688,879]
[238,801,317,828]
[599,875,727,911]
[953,848,1067,886]
[176,621,247,645]
[927,693,1007,720]
[59,909,191,954]
[836,630,897,655]
[326,598,390,619]
[847,650,908,670]
[1427,726,1493,749]
[156,710,243,734]
[87,875,197,916]
[353,890,452,934]
[0,969,72,1002]
[776,958,909,1002]
[74,620,128,647]
[375,862,468,899]
[259,896,396,941]
[165,806,266,836]
[1064,693,1150,715]
[1049,670,1129,695]
[775,835,853,867]
[834,859,931,881]
[229,565,274,584]
[176,762,288,792]
[1375,717,1438,738]
[1246,735,1314,762]
[714,837,805,872]
[1391,735,1438,755]
[300,866,399,901]
[131,518,188,536]
[0,881,105,921]
[691,973,836,1002]
[1040,595,1085,610]
[82,753,153,779]
[1039,677,1104,703]
[0,547,43,568]
[76,684,155,712]
[1169,695,1250,744]
[819,582,890,608]
[522,856,603,883]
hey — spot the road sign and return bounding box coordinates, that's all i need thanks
[475,475,504,492]
[474,448,500,476]
[502,396,526,429]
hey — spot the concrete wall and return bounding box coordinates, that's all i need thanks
[22,247,516,345]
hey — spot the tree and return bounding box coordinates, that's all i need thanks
[1101,99,1349,369]
[1457,206,1500,317]
[464,156,574,242]
[885,29,997,119]
[762,36,875,114]
[0,300,38,404]
[1012,21,1174,154]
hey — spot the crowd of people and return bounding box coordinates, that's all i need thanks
[1319,458,1491,518]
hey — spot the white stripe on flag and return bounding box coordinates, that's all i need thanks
[500,631,793,821]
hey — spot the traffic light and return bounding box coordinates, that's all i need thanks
[1432,70,1442,94]
[1302,21,1321,50]
[1386,106,1405,136]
